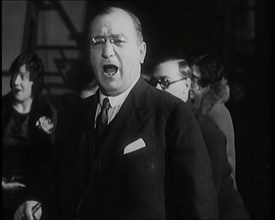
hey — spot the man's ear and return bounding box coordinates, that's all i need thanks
[139,42,147,64]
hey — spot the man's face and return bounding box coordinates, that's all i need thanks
[153,60,190,102]
[89,8,146,96]
[12,64,33,103]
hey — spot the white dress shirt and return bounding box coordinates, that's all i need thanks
[95,77,139,126]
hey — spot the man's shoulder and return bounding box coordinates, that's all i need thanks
[146,86,193,120]
[148,85,183,106]
[77,93,97,106]
[132,78,186,112]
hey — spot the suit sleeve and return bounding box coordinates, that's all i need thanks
[165,102,218,219]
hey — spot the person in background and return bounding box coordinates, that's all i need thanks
[2,52,57,220]
[152,58,250,219]
[15,6,218,220]
[190,52,237,189]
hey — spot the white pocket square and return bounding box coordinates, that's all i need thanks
[123,138,146,154]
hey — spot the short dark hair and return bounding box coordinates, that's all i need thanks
[155,58,192,78]
[89,6,144,44]
[149,58,192,87]
[9,52,44,98]
[192,52,225,88]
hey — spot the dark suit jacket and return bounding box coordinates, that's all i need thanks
[197,115,250,219]
[52,77,218,219]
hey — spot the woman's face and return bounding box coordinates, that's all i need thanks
[12,64,33,103]
[190,65,204,99]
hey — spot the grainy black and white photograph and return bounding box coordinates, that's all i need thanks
[2,1,271,219]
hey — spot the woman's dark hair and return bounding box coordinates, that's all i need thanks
[178,59,192,79]
[9,52,44,98]
[191,52,225,88]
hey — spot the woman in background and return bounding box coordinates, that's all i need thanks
[2,52,57,219]
[190,52,237,188]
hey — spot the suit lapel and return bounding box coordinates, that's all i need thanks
[77,78,154,213]
[98,77,153,172]
[70,92,98,183]
[74,91,99,134]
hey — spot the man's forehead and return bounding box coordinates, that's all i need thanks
[156,60,184,77]
[159,61,179,72]
[90,9,135,34]
[95,8,131,21]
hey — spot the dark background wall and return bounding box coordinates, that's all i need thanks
[2,0,271,219]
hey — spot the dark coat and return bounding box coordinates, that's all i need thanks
[197,115,250,219]
[53,77,218,219]
[2,92,57,211]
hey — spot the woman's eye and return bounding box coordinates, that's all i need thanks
[21,74,28,80]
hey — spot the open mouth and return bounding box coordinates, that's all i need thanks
[103,64,118,77]
[14,88,21,93]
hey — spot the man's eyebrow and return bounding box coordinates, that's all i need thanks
[91,35,104,39]
[110,34,125,38]
[91,34,125,38]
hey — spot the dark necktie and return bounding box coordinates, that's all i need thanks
[95,97,110,141]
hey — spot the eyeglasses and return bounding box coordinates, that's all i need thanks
[90,35,126,47]
[153,77,187,90]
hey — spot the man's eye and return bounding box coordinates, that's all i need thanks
[160,78,169,84]
[90,37,126,46]
[90,38,105,46]
[111,38,126,45]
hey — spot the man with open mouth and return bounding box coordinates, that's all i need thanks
[16,6,218,220]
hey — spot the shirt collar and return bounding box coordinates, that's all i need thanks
[99,76,139,108]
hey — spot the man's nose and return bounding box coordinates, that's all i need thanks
[101,40,114,59]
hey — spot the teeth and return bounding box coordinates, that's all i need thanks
[105,71,116,77]
[103,65,118,77]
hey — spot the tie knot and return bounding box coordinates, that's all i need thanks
[102,98,110,110]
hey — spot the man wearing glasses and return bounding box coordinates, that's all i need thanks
[151,59,192,102]
[152,58,250,219]
[15,6,218,220]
